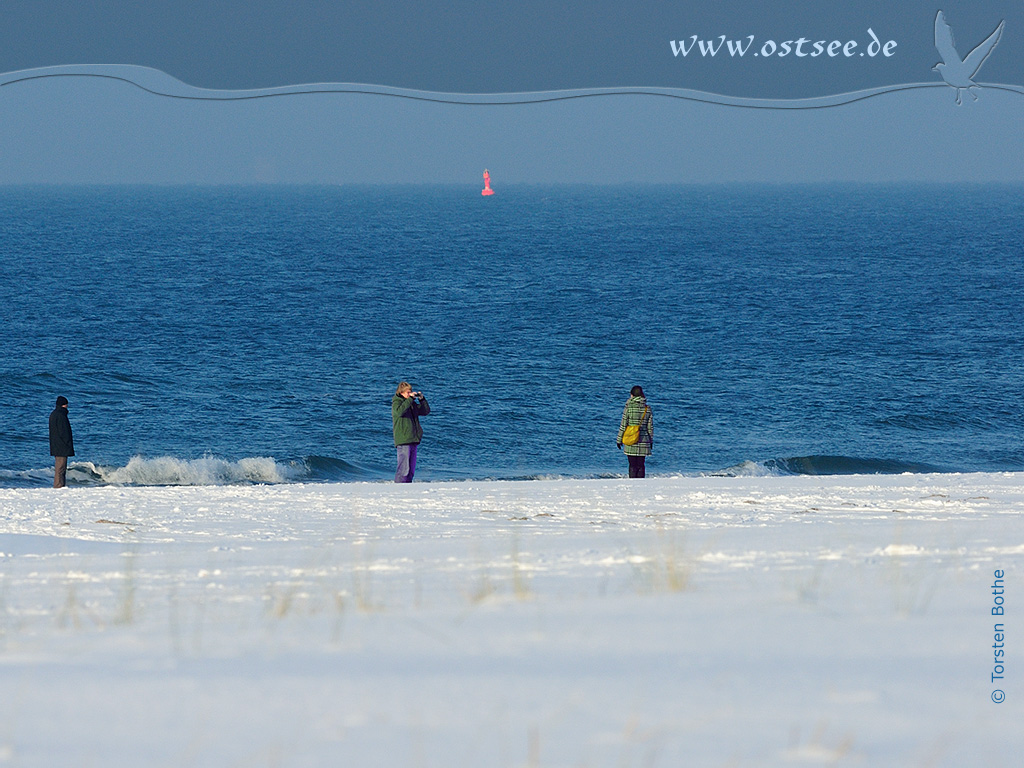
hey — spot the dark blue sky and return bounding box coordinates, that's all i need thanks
[0,1,1021,184]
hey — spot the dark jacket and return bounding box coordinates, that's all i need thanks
[49,407,75,457]
[392,393,430,446]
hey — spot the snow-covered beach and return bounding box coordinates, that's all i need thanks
[1,473,1021,766]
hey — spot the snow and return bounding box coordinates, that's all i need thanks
[0,473,1021,766]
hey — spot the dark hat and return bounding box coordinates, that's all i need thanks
[55,396,68,408]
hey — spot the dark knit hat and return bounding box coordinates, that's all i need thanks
[55,396,68,408]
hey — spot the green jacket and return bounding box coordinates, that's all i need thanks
[392,394,430,446]
[616,396,653,456]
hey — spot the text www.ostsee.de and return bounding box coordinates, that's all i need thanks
[670,29,897,59]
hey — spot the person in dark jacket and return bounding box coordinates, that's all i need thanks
[616,385,653,478]
[49,395,75,488]
[392,382,430,482]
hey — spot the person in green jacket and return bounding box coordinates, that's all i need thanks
[392,381,430,482]
[616,385,653,478]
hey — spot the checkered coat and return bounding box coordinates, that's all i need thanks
[616,396,653,456]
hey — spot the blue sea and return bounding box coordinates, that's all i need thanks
[1,184,1022,486]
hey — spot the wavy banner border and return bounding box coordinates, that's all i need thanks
[3,65,1023,110]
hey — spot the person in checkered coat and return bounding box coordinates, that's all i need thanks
[616,385,653,478]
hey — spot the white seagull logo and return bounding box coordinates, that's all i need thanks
[933,11,1005,105]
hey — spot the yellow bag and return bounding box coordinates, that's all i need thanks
[621,406,649,446]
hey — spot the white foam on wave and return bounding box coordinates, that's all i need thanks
[707,460,781,478]
[72,456,307,486]
[0,467,55,485]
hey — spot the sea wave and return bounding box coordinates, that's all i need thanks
[0,467,56,487]
[303,455,388,481]
[711,455,947,477]
[75,456,307,486]
[0,453,953,488]
[0,455,389,488]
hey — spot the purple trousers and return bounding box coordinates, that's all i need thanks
[627,455,646,478]
[395,443,418,483]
